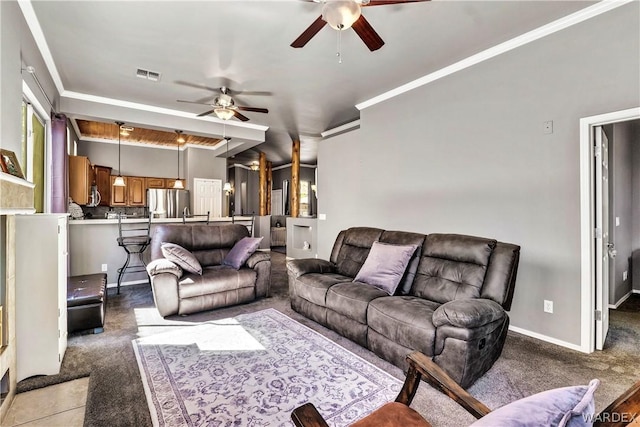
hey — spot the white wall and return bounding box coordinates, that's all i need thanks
[317,3,640,346]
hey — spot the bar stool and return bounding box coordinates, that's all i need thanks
[116,214,152,294]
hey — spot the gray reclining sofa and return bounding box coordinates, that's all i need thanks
[287,227,520,388]
[148,223,271,316]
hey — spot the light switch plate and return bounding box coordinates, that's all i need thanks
[319,214,327,220]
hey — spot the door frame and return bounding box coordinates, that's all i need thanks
[579,107,640,353]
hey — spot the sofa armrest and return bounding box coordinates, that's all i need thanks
[147,258,182,278]
[286,259,335,278]
[246,251,270,269]
[432,299,505,329]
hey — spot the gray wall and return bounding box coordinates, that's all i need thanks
[231,166,259,216]
[630,123,640,292]
[2,1,59,158]
[317,3,640,346]
[610,122,635,305]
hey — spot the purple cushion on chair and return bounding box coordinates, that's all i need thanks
[353,241,417,295]
[222,237,263,270]
[471,379,599,427]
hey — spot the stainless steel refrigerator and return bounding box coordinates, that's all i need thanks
[147,189,190,218]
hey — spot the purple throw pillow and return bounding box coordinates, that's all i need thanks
[222,237,263,270]
[471,379,599,427]
[353,241,417,295]
[161,242,202,275]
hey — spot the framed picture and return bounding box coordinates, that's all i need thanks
[0,149,24,179]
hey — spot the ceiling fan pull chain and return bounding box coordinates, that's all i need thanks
[337,30,342,64]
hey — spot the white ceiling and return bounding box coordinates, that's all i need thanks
[26,0,595,166]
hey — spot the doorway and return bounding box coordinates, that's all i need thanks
[580,107,640,352]
[193,178,222,218]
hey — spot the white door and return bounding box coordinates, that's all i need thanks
[595,126,612,350]
[193,178,222,218]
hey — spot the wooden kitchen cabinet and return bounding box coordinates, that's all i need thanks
[146,177,165,188]
[110,175,128,206]
[166,179,185,189]
[69,155,92,205]
[94,165,112,206]
[128,176,146,206]
[110,176,145,206]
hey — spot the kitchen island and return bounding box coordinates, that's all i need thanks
[68,216,254,289]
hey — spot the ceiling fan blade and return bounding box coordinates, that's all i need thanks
[174,80,221,93]
[365,0,430,5]
[233,111,250,122]
[291,15,327,48]
[236,106,269,114]
[177,99,213,106]
[351,15,385,51]
[197,109,217,117]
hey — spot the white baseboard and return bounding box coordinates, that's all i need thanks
[634,289,640,294]
[508,325,585,353]
[609,290,633,309]
[106,279,148,288]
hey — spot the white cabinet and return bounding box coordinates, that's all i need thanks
[15,214,68,381]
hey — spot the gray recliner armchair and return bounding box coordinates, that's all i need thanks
[147,223,270,316]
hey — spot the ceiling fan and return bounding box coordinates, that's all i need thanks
[291,0,430,52]
[177,86,268,122]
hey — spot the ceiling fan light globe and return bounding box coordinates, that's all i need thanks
[322,1,361,30]
[214,108,235,121]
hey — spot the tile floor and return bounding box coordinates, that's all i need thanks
[3,377,89,426]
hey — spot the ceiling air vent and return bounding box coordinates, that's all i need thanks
[135,68,161,82]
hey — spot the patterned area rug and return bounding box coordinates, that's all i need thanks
[132,308,401,426]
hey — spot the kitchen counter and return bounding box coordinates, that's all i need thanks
[68,216,254,225]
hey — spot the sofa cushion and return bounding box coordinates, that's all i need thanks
[222,236,263,269]
[161,243,203,275]
[367,296,441,356]
[326,282,388,324]
[353,241,418,295]
[178,265,256,299]
[335,227,384,278]
[296,273,352,307]
[379,231,426,296]
[471,379,599,427]
[410,234,496,304]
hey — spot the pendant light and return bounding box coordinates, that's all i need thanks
[113,121,126,187]
[173,130,184,189]
[223,136,232,195]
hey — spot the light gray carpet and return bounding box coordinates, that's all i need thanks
[16,253,640,426]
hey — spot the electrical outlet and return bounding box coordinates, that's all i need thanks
[543,120,553,134]
[544,300,554,313]
[101,263,108,272]
[623,270,628,281]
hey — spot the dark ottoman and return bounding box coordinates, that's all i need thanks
[67,273,107,333]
